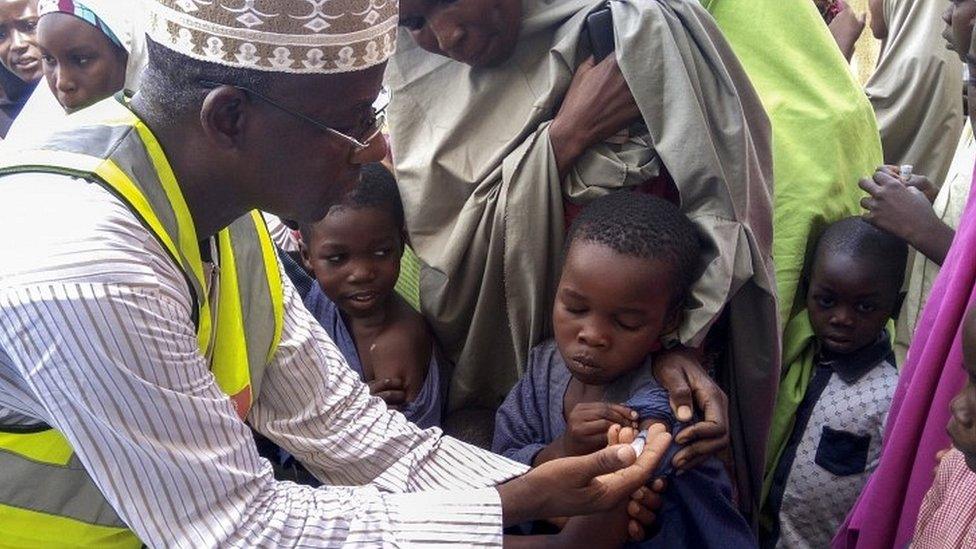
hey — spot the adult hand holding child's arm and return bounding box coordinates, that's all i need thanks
[653,346,730,470]
[498,423,671,529]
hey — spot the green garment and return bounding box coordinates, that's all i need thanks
[387,0,778,520]
[700,0,883,505]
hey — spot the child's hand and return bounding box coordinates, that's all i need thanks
[367,377,407,410]
[564,402,638,457]
[653,348,730,471]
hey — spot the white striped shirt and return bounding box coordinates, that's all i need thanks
[0,173,527,548]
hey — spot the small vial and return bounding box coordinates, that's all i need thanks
[900,164,913,180]
[630,429,648,455]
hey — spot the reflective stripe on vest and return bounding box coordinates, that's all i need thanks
[0,97,284,547]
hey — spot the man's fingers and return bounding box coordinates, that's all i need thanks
[628,520,646,543]
[650,478,666,493]
[859,176,882,195]
[627,499,656,525]
[873,169,903,187]
[582,443,638,482]
[673,438,725,469]
[691,378,728,428]
[630,484,663,511]
[674,419,722,445]
[656,366,694,421]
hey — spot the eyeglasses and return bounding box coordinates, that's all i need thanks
[199,80,386,152]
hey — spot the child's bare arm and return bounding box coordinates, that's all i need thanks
[365,302,432,401]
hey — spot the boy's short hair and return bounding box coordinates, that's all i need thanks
[813,217,908,293]
[299,163,405,243]
[566,192,702,311]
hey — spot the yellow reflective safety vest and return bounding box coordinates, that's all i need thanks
[0,97,285,548]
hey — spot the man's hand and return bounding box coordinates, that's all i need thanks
[549,55,641,179]
[828,3,866,61]
[859,169,954,264]
[653,347,730,470]
[608,424,667,542]
[498,424,672,527]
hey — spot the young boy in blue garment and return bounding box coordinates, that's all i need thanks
[762,217,905,548]
[299,163,447,429]
[493,192,755,548]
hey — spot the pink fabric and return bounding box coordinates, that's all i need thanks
[911,449,976,548]
[833,174,976,548]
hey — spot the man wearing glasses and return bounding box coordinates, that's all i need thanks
[0,1,668,547]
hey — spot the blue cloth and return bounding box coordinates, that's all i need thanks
[303,283,446,429]
[276,247,315,300]
[493,339,756,548]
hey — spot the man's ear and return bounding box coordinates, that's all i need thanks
[199,86,249,150]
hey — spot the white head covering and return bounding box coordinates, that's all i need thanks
[6,1,149,140]
[37,0,149,90]
[144,0,398,74]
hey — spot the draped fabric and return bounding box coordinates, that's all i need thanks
[386,0,777,519]
[867,0,964,188]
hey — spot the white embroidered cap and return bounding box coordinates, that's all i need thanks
[145,0,398,74]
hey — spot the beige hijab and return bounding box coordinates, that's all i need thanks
[867,0,964,186]
[387,0,778,515]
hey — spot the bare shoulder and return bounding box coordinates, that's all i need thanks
[368,296,433,386]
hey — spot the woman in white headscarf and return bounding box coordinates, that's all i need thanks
[6,0,146,138]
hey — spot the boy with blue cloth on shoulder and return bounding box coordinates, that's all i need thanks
[493,192,755,548]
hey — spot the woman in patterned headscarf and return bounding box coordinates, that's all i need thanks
[5,0,146,138]
[34,0,146,111]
